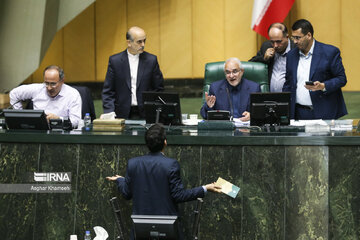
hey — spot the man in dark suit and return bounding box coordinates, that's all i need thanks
[106,124,221,239]
[102,26,164,119]
[282,19,347,120]
[249,22,295,92]
[200,57,261,121]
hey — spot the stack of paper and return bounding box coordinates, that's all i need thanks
[92,119,125,131]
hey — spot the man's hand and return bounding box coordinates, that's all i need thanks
[205,182,222,193]
[239,111,250,122]
[304,81,326,91]
[46,113,60,122]
[205,92,216,108]
[106,175,123,181]
[264,48,275,61]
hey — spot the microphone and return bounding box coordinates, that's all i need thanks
[0,100,22,117]
[225,87,234,118]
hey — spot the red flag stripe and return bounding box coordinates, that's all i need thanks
[252,0,295,39]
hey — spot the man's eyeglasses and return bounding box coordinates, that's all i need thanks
[291,35,305,41]
[225,69,241,75]
[43,81,60,87]
[270,40,283,44]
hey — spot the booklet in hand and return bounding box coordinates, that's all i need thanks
[215,177,240,199]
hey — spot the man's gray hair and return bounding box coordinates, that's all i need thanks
[223,57,244,71]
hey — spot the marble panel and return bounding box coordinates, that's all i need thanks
[75,144,121,240]
[285,146,329,240]
[329,146,360,239]
[166,145,202,239]
[33,143,79,240]
[198,145,243,239]
[242,146,285,240]
[0,143,39,240]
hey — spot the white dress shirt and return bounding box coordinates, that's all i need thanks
[127,50,140,106]
[296,40,315,106]
[270,39,291,92]
[9,83,82,127]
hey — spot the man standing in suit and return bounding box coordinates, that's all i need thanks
[249,22,295,92]
[200,57,261,121]
[106,124,221,239]
[283,19,347,120]
[102,26,164,119]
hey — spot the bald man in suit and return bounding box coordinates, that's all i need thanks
[102,26,164,119]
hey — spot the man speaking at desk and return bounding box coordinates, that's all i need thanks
[9,65,82,128]
[283,19,347,120]
[200,57,261,121]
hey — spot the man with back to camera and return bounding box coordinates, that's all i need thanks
[249,22,295,92]
[200,57,261,121]
[9,65,82,128]
[106,123,221,239]
[102,26,164,119]
[282,19,347,120]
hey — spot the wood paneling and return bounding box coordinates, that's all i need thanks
[95,0,127,82]
[63,4,95,82]
[159,0,192,78]
[29,0,360,90]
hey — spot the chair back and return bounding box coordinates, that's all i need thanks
[203,61,269,103]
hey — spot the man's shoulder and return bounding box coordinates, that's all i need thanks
[242,78,260,88]
[140,51,158,61]
[210,79,226,88]
[63,84,81,97]
[315,40,340,53]
[109,50,127,60]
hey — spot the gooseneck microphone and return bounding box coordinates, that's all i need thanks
[225,87,234,118]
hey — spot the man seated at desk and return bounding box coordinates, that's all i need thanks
[200,57,261,121]
[9,65,82,128]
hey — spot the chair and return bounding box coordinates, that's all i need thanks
[202,61,269,103]
[71,85,96,121]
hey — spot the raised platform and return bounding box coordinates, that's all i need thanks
[0,126,359,239]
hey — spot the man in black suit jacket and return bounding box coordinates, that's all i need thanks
[107,124,221,239]
[249,23,295,92]
[102,26,164,119]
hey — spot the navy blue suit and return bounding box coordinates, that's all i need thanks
[200,78,261,119]
[116,152,204,216]
[102,50,164,118]
[283,40,347,119]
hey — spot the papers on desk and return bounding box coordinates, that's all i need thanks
[182,119,202,126]
[290,119,353,132]
[215,177,240,199]
[290,119,327,126]
[233,119,250,127]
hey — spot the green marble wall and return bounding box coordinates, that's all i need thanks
[0,142,359,239]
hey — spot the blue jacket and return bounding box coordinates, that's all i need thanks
[200,78,261,119]
[283,40,347,119]
[116,152,204,216]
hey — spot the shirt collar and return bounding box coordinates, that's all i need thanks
[127,49,139,59]
[226,79,242,91]
[283,39,291,56]
[299,39,315,58]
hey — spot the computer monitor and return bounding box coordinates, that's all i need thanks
[131,215,179,240]
[3,109,50,130]
[250,92,291,126]
[143,92,182,125]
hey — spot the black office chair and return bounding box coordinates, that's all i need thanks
[71,85,96,121]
